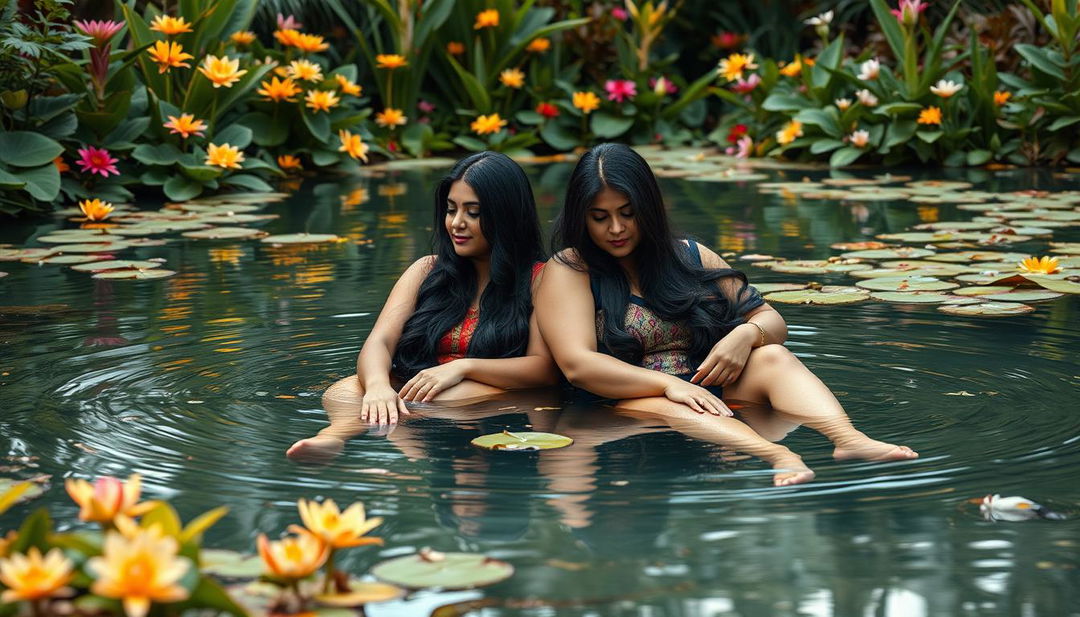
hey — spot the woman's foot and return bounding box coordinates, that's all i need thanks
[286,435,345,462]
[833,436,918,461]
[771,454,815,487]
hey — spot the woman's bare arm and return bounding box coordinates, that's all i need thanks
[697,242,787,345]
[356,256,435,388]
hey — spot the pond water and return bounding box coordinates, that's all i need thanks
[1,160,1079,617]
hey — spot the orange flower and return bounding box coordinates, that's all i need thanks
[474,9,500,29]
[79,199,114,221]
[0,547,75,603]
[338,129,369,162]
[146,40,193,74]
[471,113,507,135]
[277,155,303,172]
[149,15,192,35]
[526,37,551,53]
[304,89,340,113]
[230,31,256,45]
[335,74,362,96]
[256,530,328,581]
[205,143,245,169]
[917,106,942,125]
[87,530,190,617]
[273,28,303,48]
[994,90,1011,106]
[775,119,803,145]
[446,41,465,55]
[287,59,323,82]
[65,474,152,523]
[1017,255,1060,274]
[572,91,600,114]
[197,55,247,88]
[293,498,383,549]
[779,56,802,77]
[163,113,206,139]
[499,68,524,89]
[257,76,301,102]
[717,52,758,82]
[375,108,407,127]
[375,54,407,70]
[53,156,69,173]
[275,29,328,53]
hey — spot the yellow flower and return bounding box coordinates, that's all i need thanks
[474,9,500,29]
[447,41,465,55]
[278,155,303,172]
[994,90,1011,106]
[499,68,524,89]
[526,37,551,53]
[275,29,328,53]
[163,113,207,139]
[304,89,340,113]
[149,15,192,35]
[230,31,256,45]
[717,52,758,82]
[335,74,362,96]
[375,107,407,127]
[79,198,114,222]
[375,54,407,70]
[205,143,245,169]
[572,91,600,114]
[87,530,190,617]
[292,498,384,549]
[917,105,942,125]
[471,113,507,135]
[1017,255,1061,274]
[273,28,303,48]
[0,547,75,603]
[287,59,324,82]
[779,55,802,77]
[65,474,153,523]
[197,55,247,88]
[338,129,369,162]
[775,119,803,145]
[257,76,301,102]
[146,40,193,74]
[256,530,329,580]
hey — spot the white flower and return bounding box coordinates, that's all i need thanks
[857,58,880,81]
[930,79,963,98]
[835,98,852,111]
[804,10,833,26]
[855,89,879,107]
[850,129,871,148]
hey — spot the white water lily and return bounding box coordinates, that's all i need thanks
[930,79,963,98]
[855,89,878,107]
[834,98,852,111]
[979,494,1065,522]
[850,129,871,148]
[804,10,833,26]
[857,58,880,81]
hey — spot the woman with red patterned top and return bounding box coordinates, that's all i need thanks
[288,152,557,458]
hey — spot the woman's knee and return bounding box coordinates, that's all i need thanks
[323,375,363,402]
[747,343,797,369]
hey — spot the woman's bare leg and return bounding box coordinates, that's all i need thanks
[612,397,815,487]
[723,345,918,461]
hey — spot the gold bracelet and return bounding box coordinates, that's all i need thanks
[747,321,767,346]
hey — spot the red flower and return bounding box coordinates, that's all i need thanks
[711,31,744,49]
[726,124,748,144]
[535,102,559,119]
[76,146,119,177]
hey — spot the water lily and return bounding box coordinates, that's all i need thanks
[287,59,324,82]
[650,76,677,95]
[733,135,753,159]
[471,113,508,135]
[205,143,245,169]
[53,157,69,173]
[604,79,637,102]
[527,37,551,53]
[775,120,803,145]
[779,56,803,77]
[717,52,758,82]
[258,76,301,102]
[731,73,761,93]
[335,74,361,96]
[230,31,256,45]
[474,8,500,29]
[146,40,192,73]
[277,13,303,30]
[572,91,600,114]
[88,530,190,617]
[149,15,192,35]
[275,29,328,53]
[835,98,852,110]
[79,198,114,222]
[446,41,465,55]
[855,89,878,107]
[1017,256,1061,274]
[375,54,407,70]
[338,130,369,162]
[304,89,340,113]
[65,474,152,523]
[0,547,75,603]
[294,498,383,549]
[535,102,559,119]
[163,113,206,139]
[257,530,329,580]
[277,155,303,172]
[75,146,119,177]
[917,106,942,125]
[857,58,880,81]
[850,129,871,148]
[499,68,525,89]
[891,0,928,27]
[74,19,124,45]
[198,55,247,88]
[375,108,407,128]
[994,90,1011,106]
[930,79,963,97]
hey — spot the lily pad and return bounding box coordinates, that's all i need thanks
[0,477,47,506]
[37,234,127,244]
[1022,274,1080,294]
[71,260,162,273]
[0,248,58,262]
[954,272,1031,286]
[182,227,267,240]
[471,431,573,451]
[954,286,1016,296]
[851,267,970,279]
[371,550,514,590]
[196,214,279,224]
[315,582,404,606]
[938,302,1036,317]
[769,260,871,274]
[856,277,958,292]
[830,241,892,251]
[869,291,952,303]
[1049,243,1080,255]
[55,242,130,253]
[905,180,973,190]
[25,254,104,265]
[925,251,1028,263]
[260,234,341,245]
[913,222,995,232]
[764,288,869,305]
[92,269,176,280]
[979,290,1064,302]
[753,283,812,293]
[200,549,265,579]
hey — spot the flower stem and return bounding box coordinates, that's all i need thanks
[322,548,336,594]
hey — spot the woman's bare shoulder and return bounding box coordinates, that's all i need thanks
[549,248,588,271]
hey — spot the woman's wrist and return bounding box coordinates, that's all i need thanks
[736,322,765,347]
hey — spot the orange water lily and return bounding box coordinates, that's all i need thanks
[257,76,301,102]
[994,90,1011,106]
[305,89,340,113]
[205,143,245,169]
[1018,256,1061,274]
[338,129,369,162]
[499,68,524,89]
[779,56,802,77]
[163,113,206,139]
[335,74,362,96]
[198,55,247,88]
[526,37,550,53]
[88,530,190,617]
[0,547,75,603]
[292,498,383,549]
[471,113,507,135]
[287,59,324,82]
[275,29,329,53]
[375,108,407,127]
[474,8,500,29]
[149,15,192,35]
[775,119,803,145]
[278,155,303,171]
[146,40,192,73]
[65,474,153,523]
[375,54,407,70]
[917,106,942,125]
[230,30,256,45]
[257,530,329,580]
[572,91,600,114]
[79,198,115,222]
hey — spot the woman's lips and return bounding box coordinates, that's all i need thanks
[609,239,628,247]
[452,235,470,244]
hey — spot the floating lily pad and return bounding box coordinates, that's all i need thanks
[738,254,780,262]
[954,272,1030,286]
[260,234,341,245]
[753,283,812,293]
[992,225,1055,236]
[1050,243,1080,255]
[71,260,162,273]
[472,431,573,451]
[925,251,1028,263]
[1022,274,1080,294]
[1035,211,1080,222]
[913,222,995,231]
[875,232,954,243]
[938,302,1036,317]
[905,180,973,190]
[371,551,514,590]
[851,267,970,279]
[37,234,127,244]
[687,171,769,182]
[769,260,872,274]
[856,277,958,292]
[953,286,1015,296]
[92,269,176,280]
[979,290,1064,302]
[25,254,104,265]
[757,181,824,192]
[840,248,937,260]
[173,204,263,214]
[196,214,279,224]
[940,296,981,305]
[182,227,267,240]
[190,192,290,204]
[869,291,952,303]
[0,477,47,506]
[54,242,130,253]
[315,582,404,606]
[764,288,869,305]
[0,248,58,262]
[830,241,892,251]
[821,178,886,187]
[200,549,265,579]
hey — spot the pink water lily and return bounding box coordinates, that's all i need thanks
[76,146,119,178]
[734,135,753,158]
[604,79,637,103]
[891,0,928,27]
[731,73,761,94]
[74,20,124,46]
[276,13,302,30]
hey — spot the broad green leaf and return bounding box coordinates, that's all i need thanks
[18,164,61,201]
[829,146,864,167]
[1015,44,1067,80]
[132,143,183,166]
[214,124,253,149]
[142,501,183,537]
[302,110,331,142]
[762,94,809,112]
[164,176,205,202]
[0,132,63,167]
[540,120,578,151]
[810,139,845,154]
[0,482,30,515]
[966,150,993,165]
[590,112,633,138]
[372,551,514,589]
[222,174,273,192]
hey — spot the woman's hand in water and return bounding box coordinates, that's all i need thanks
[398,360,469,403]
[690,327,755,387]
[663,378,733,417]
[361,383,409,424]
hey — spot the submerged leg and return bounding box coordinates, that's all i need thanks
[612,397,815,487]
[723,345,918,461]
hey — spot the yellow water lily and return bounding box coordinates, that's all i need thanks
[257,530,329,580]
[335,74,362,96]
[257,76,301,102]
[0,547,75,603]
[149,15,192,35]
[293,498,383,549]
[278,154,303,172]
[65,474,153,523]
[375,108,407,127]
[304,89,341,113]
[79,198,115,222]
[205,143,245,169]
[775,119,803,145]
[87,530,190,617]
[163,113,206,139]
[917,106,942,125]
[375,54,407,70]
[287,59,324,82]
[274,29,328,53]
[572,91,600,114]
[1018,256,1061,274]
[146,40,192,74]
[198,55,247,88]
[230,31,256,45]
[471,113,508,135]
[338,129,369,163]
[499,68,524,89]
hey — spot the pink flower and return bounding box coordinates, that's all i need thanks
[731,73,761,94]
[649,76,678,95]
[417,100,436,114]
[604,79,637,103]
[276,13,303,30]
[735,135,753,159]
[74,20,124,46]
[891,0,928,27]
[611,7,628,21]
[76,146,119,178]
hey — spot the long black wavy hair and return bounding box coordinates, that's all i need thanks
[392,152,545,378]
[552,143,761,368]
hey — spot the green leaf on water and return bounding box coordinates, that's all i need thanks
[371,550,514,590]
[472,431,573,451]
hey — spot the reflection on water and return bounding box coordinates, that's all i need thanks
[1,164,1079,616]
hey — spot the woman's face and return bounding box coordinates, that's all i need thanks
[445,180,490,259]
[586,186,639,259]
